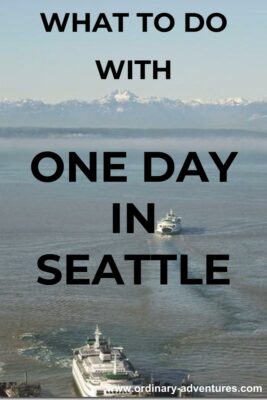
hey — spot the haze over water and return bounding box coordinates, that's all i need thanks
[0,129,266,397]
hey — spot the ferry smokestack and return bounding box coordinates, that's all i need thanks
[94,325,102,349]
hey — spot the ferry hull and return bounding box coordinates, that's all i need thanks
[72,326,142,397]
[73,359,95,397]
[156,209,182,235]
[73,359,140,397]
[156,226,182,235]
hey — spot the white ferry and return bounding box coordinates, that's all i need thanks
[156,209,182,235]
[72,326,143,397]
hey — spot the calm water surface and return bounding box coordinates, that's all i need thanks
[0,130,266,397]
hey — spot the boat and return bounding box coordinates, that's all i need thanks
[156,209,182,235]
[72,326,143,397]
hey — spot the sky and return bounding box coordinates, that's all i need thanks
[0,0,267,101]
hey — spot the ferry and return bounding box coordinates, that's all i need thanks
[156,209,182,235]
[72,326,143,397]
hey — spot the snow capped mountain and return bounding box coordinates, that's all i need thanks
[96,90,139,105]
[94,91,251,107]
[0,90,267,130]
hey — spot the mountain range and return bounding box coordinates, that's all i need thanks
[0,90,267,130]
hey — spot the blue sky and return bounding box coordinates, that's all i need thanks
[0,0,266,101]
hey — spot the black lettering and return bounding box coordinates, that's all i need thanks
[37,254,61,285]
[112,203,121,233]
[153,60,171,79]
[180,255,203,284]
[134,60,151,79]
[206,13,227,32]
[127,60,133,79]
[103,152,127,182]
[206,255,230,284]
[112,13,129,32]
[72,13,90,32]
[127,203,155,233]
[154,13,175,32]
[31,152,64,182]
[185,13,205,32]
[177,152,209,182]
[124,255,150,284]
[136,13,153,32]
[96,60,125,79]
[66,255,90,285]
[92,255,124,284]
[93,13,112,32]
[151,255,177,284]
[144,152,175,182]
[209,152,238,182]
[69,152,97,182]
[40,13,70,32]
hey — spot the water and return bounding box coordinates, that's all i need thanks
[0,129,266,397]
